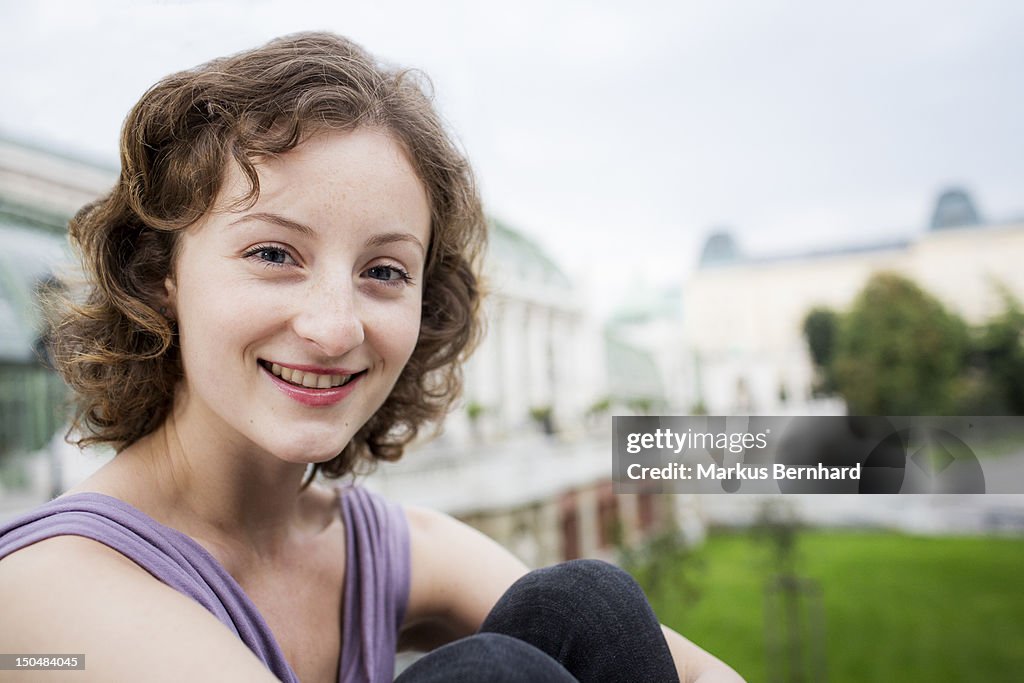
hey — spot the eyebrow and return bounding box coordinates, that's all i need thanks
[365,232,426,256]
[230,212,315,237]
[231,212,426,255]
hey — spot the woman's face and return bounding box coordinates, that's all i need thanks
[164,128,430,465]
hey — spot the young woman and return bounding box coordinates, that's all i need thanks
[0,33,742,683]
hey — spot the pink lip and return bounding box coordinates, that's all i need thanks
[260,364,364,407]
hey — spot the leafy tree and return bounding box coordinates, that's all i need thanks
[802,307,840,394]
[965,288,1024,414]
[833,272,968,414]
[619,528,703,609]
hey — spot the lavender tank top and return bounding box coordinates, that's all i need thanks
[0,485,410,683]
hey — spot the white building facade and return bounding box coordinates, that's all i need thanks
[440,220,608,442]
[683,190,1024,415]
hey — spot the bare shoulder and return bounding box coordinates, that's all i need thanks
[401,505,527,648]
[0,536,277,682]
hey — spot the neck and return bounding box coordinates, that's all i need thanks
[107,398,322,559]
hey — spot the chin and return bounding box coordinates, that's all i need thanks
[264,435,350,467]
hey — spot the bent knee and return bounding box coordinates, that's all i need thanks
[495,558,649,619]
[532,559,643,598]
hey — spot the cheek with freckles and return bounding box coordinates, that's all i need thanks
[364,301,422,395]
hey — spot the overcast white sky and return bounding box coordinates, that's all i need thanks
[2,0,1022,314]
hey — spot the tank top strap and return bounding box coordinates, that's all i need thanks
[338,484,411,683]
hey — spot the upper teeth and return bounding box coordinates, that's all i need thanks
[269,363,354,389]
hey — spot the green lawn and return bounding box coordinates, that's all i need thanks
[642,531,1024,683]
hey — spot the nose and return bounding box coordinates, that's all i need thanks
[291,275,365,358]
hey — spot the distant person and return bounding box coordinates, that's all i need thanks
[0,33,741,683]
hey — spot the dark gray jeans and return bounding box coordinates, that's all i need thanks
[394,559,681,683]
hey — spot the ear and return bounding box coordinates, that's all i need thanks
[162,275,178,318]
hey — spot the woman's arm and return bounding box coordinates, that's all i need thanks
[402,505,745,681]
[662,624,747,683]
[401,504,528,650]
[0,536,279,683]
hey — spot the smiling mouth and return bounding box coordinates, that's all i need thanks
[258,360,364,389]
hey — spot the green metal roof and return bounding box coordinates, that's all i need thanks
[489,219,570,288]
[603,332,666,402]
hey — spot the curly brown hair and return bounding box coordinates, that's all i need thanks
[49,32,486,478]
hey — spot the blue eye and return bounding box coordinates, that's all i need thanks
[258,248,288,264]
[243,244,293,266]
[366,264,412,285]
